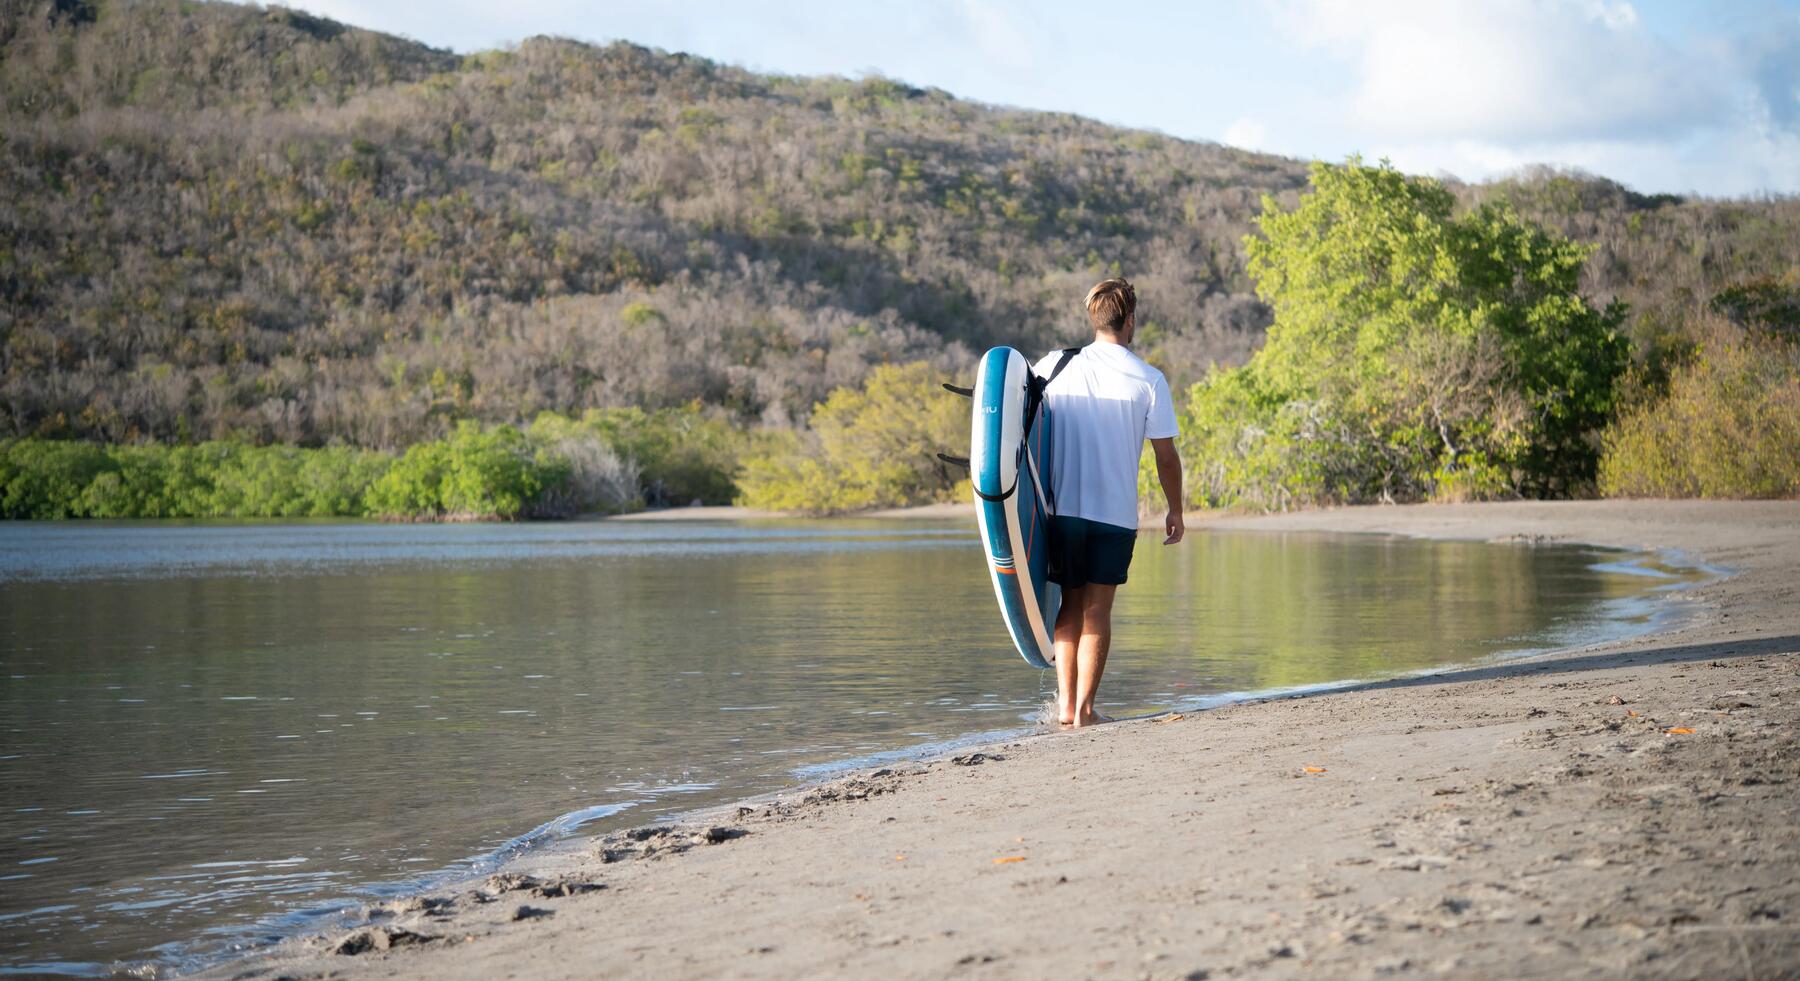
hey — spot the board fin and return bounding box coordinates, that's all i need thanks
[935,452,971,471]
[942,382,973,398]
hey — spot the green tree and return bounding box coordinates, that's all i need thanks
[1181,159,1628,508]
[737,362,965,513]
[0,439,393,518]
[367,422,565,519]
[0,440,114,518]
[545,406,744,506]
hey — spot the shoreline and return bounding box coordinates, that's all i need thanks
[202,500,1800,980]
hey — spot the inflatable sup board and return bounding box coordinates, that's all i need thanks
[961,346,1075,669]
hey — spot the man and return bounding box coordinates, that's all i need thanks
[1035,278,1184,728]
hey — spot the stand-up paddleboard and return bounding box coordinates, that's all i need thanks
[965,346,1070,669]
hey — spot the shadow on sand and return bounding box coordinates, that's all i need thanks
[1327,634,1800,701]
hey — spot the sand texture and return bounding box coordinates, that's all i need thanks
[205,501,1800,980]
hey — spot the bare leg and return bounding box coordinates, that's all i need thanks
[1073,584,1117,727]
[1053,586,1086,726]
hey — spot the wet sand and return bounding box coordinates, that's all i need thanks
[205,501,1799,980]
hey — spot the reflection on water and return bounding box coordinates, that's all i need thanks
[0,519,1699,975]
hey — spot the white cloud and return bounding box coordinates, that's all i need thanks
[1743,17,1800,133]
[1264,0,1800,193]
[1223,117,1269,150]
[1272,0,1730,142]
[1373,125,1800,198]
[953,0,1042,73]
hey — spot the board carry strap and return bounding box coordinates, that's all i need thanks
[1022,347,1078,430]
[1014,347,1078,510]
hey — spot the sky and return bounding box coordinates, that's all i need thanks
[287,0,1800,197]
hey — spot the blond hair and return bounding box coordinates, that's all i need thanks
[1084,277,1136,333]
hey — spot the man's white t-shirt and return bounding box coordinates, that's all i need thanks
[1032,340,1179,531]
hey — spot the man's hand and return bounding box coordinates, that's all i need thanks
[1163,509,1185,545]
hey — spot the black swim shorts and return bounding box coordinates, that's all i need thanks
[1047,515,1137,588]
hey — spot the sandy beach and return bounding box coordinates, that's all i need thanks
[205,500,1799,980]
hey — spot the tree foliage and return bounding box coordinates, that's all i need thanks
[0,407,744,519]
[530,406,743,506]
[1179,160,1629,509]
[1599,314,1800,499]
[0,437,390,518]
[364,422,562,519]
[737,362,965,513]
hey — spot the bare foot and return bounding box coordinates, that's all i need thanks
[1072,712,1115,729]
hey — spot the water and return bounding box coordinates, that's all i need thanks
[0,518,1703,976]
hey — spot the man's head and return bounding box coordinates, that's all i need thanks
[1084,277,1136,344]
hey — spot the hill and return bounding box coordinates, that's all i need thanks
[1,0,1796,457]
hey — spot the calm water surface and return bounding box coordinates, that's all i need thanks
[0,519,1700,975]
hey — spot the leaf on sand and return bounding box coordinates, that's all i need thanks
[993,856,1026,864]
[1627,710,1638,717]
[1154,714,1185,723]
[1303,766,1327,774]
[1666,727,1694,735]
[893,854,906,861]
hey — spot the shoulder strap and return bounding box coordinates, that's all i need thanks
[1045,347,1080,388]
[1024,347,1078,421]
[1016,347,1080,513]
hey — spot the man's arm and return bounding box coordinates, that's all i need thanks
[1150,437,1184,545]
